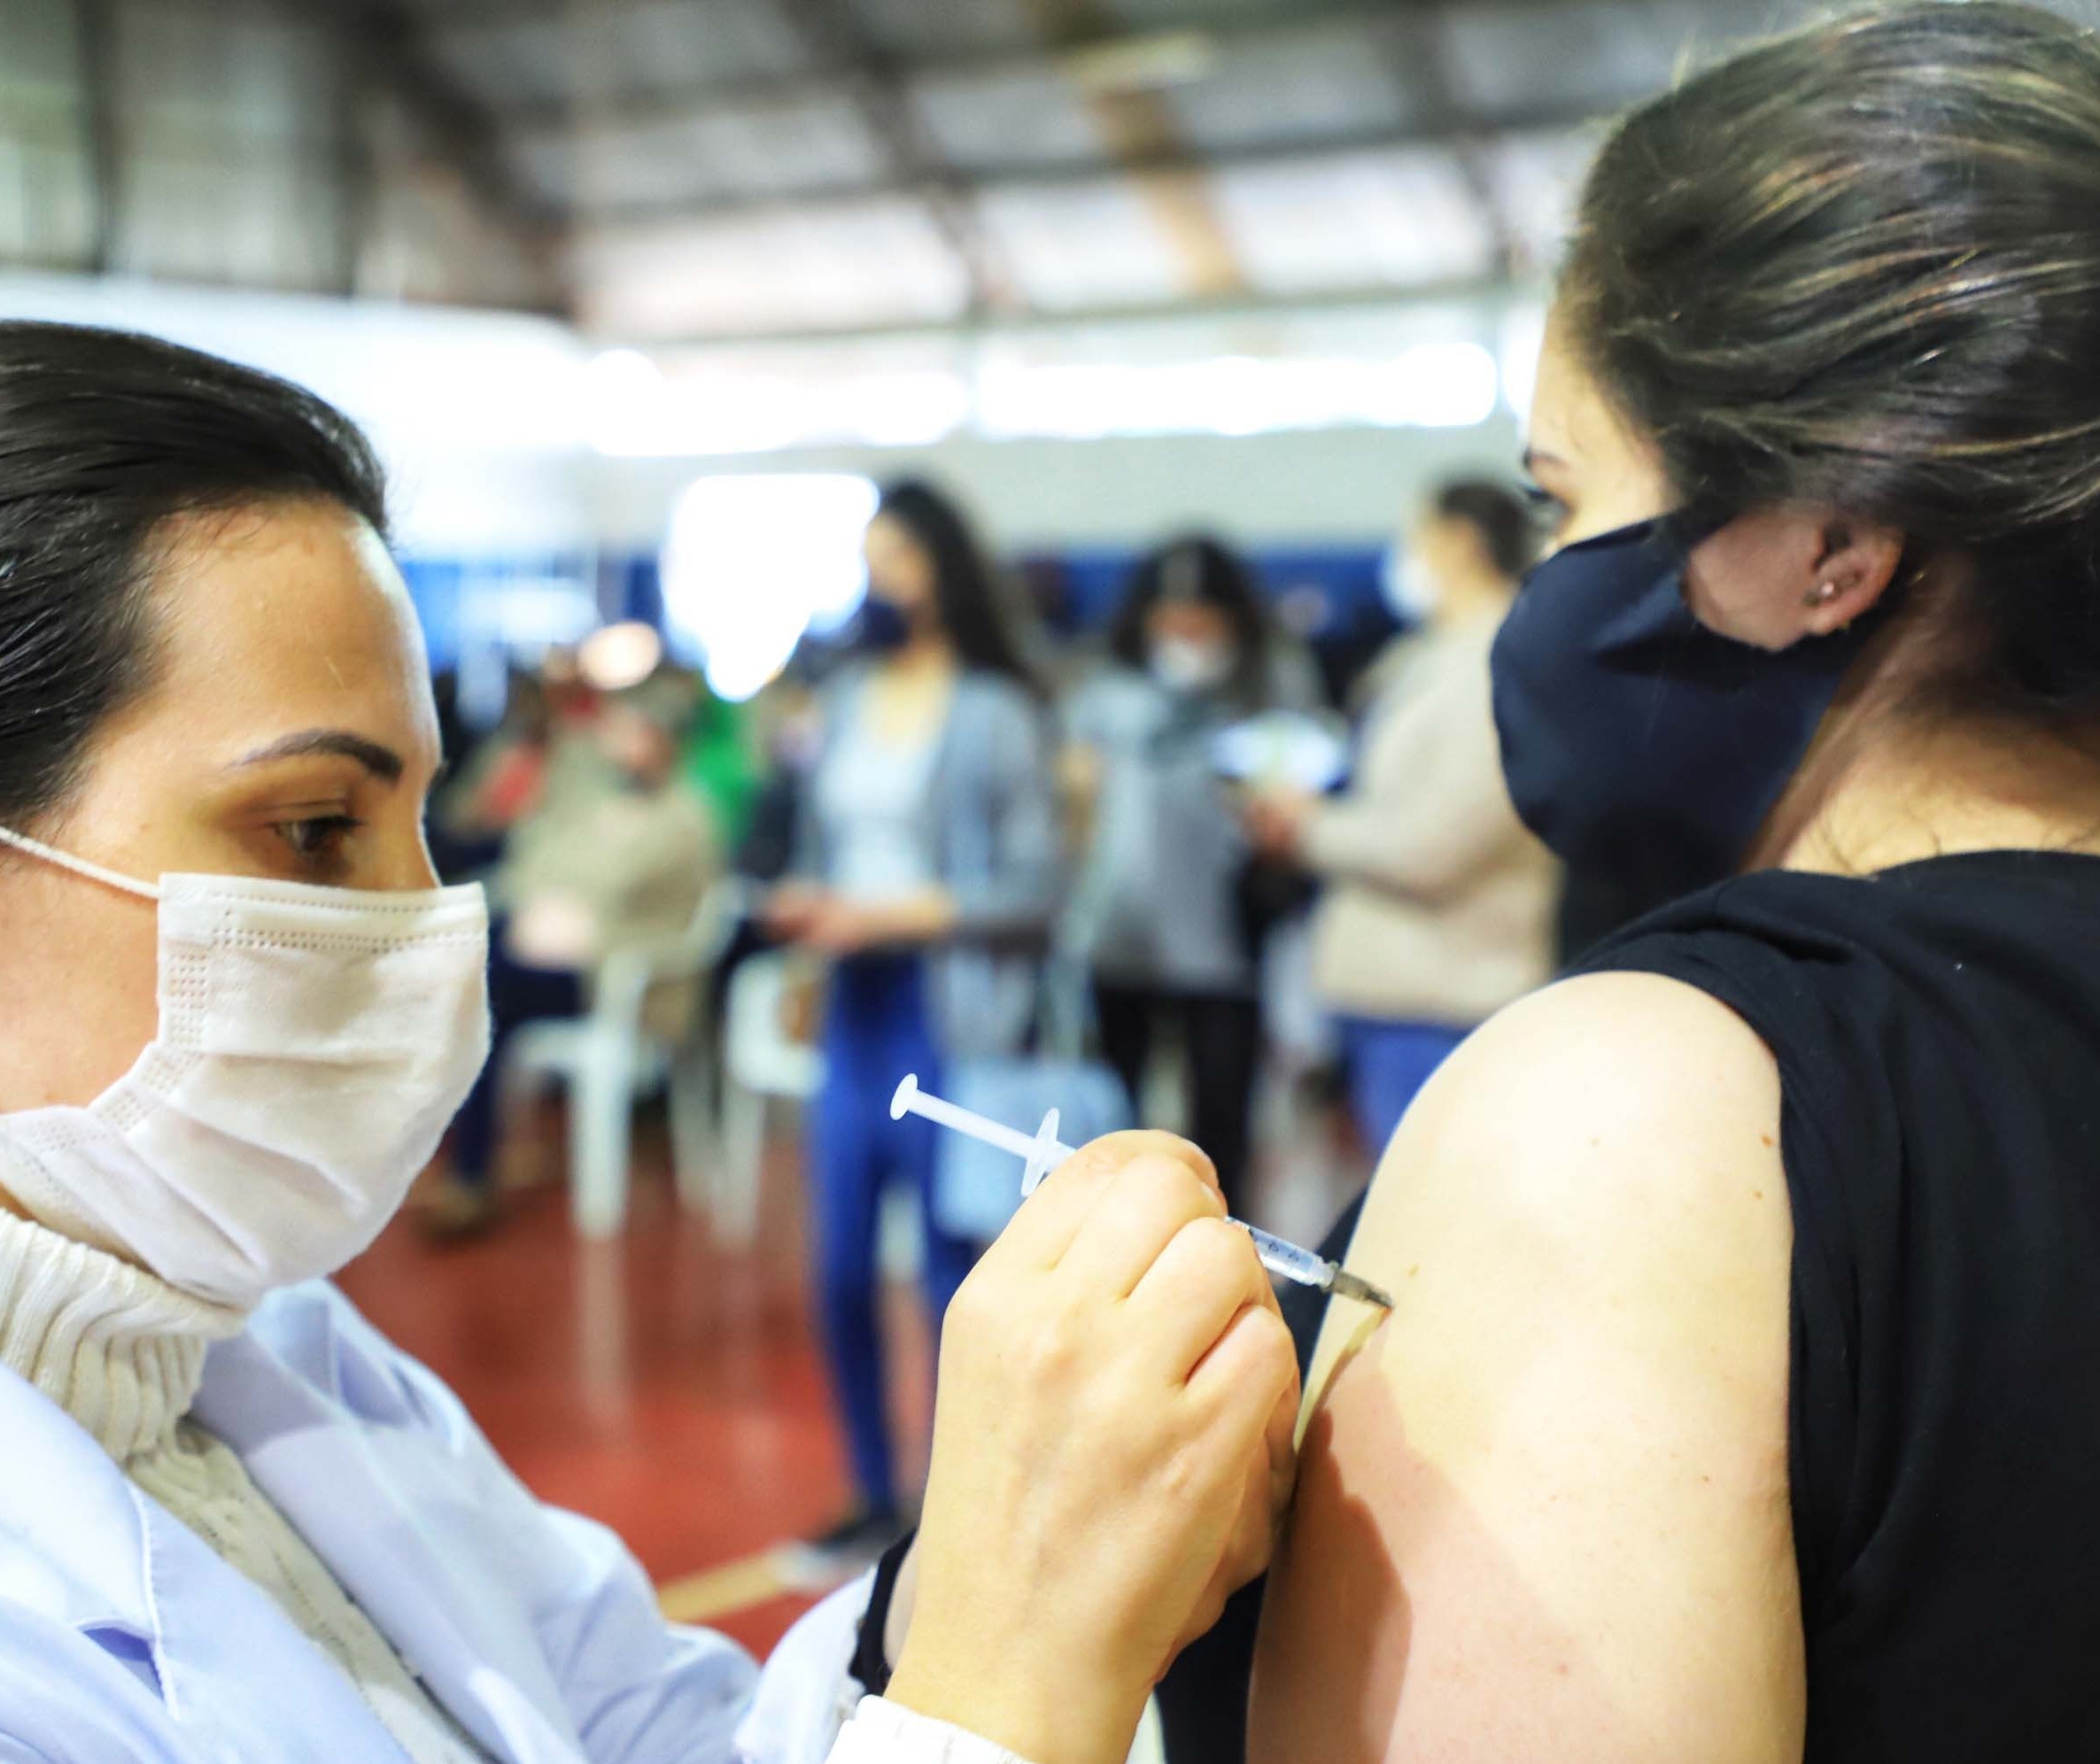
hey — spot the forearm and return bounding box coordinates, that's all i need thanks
[1299,793,1496,901]
[864,1536,1140,1764]
[946,872,1058,944]
[886,1645,1144,1764]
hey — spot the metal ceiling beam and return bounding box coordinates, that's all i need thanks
[70,0,120,275]
[768,0,1025,321]
[576,104,1608,231]
[485,0,1484,137]
[1022,0,1250,300]
[312,0,572,305]
[1383,11,1525,280]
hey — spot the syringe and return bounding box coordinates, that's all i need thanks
[890,1073,1393,1309]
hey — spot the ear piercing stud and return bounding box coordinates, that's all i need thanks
[1807,582,1840,607]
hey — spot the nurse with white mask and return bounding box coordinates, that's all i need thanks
[0,321,1298,1764]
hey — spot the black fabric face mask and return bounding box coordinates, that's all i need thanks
[848,596,912,655]
[1490,515,1881,901]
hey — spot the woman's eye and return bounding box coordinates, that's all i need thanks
[275,815,362,863]
[1522,482,1569,539]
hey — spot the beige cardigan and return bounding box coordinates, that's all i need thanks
[1304,615,1559,1026]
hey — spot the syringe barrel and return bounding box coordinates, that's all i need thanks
[1242,1222,1333,1289]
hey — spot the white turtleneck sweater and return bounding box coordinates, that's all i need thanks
[0,1209,487,1763]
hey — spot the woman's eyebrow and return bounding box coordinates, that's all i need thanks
[229,729,406,784]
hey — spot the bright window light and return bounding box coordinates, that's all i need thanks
[1499,305,1548,421]
[1365,343,1503,429]
[662,475,880,700]
[577,620,664,692]
[974,345,1504,442]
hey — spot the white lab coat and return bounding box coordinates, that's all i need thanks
[0,1280,874,1763]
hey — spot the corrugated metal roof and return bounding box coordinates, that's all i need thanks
[975,177,1195,311]
[0,0,1823,337]
[574,197,973,336]
[1210,148,1499,294]
[1162,23,1418,151]
[909,67,1108,172]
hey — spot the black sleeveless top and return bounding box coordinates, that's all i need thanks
[1577,851,2100,1760]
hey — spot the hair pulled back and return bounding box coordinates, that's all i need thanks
[1565,3,2100,725]
[1107,534,1278,707]
[0,321,387,829]
[872,478,1036,688]
[1430,479,1538,582]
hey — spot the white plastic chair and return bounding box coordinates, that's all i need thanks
[501,881,743,1239]
[716,949,825,1248]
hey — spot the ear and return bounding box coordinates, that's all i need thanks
[1802,519,1904,637]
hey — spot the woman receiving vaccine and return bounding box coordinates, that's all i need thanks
[0,328,1297,1764]
[1255,6,2100,1759]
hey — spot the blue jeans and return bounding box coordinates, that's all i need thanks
[449,925,585,1192]
[1341,1017,1468,1164]
[810,956,978,1513]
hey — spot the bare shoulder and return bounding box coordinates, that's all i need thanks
[1354,974,1779,1309]
[1259,973,1802,1763]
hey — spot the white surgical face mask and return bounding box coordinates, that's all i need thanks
[0,825,490,1309]
[1149,637,1236,695]
[1379,545,1437,623]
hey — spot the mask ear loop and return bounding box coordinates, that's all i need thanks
[0,825,162,902]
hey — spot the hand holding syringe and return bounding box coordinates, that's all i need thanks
[891,1073,1394,1309]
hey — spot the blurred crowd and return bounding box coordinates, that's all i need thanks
[419,472,1650,1557]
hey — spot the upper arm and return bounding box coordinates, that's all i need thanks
[1251,973,1803,1764]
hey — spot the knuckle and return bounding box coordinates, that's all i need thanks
[1160,1443,1202,1505]
[1143,1159,1222,1224]
[1019,1300,1089,1383]
[1244,1303,1292,1358]
[1244,1308,1298,1386]
[1178,1213,1251,1278]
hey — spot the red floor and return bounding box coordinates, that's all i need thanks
[337,1122,932,1658]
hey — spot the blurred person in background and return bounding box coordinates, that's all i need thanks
[671,660,762,858]
[1244,480,1557,1161]
[1063,536,1321,1215]
[427,665,552,880]
[427,676,720,1234]
[767,479,1058,1559]
[0,321,1297,1764]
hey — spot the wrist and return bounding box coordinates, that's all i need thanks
[906,886,958,940]
[886,1654,1143,1764]
[881,886,958,946]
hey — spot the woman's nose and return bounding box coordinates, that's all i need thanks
[383,830,442,893]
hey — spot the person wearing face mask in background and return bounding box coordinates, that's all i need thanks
[424,679,719,1236]
[765,479,1061,1561]
[0,325,1299,1764]
[1243,481,1558,1163]
[1061,538,1322,1219]
[1251,9,2100,1760]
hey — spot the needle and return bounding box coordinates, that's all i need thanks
[890,1073,1394,1310]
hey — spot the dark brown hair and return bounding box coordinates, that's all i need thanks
[1564,3,2100,727]
[1106,534,1278,709]
[873,478,1036,689]
[0,321,387,828]
[1431,478,1538,582]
